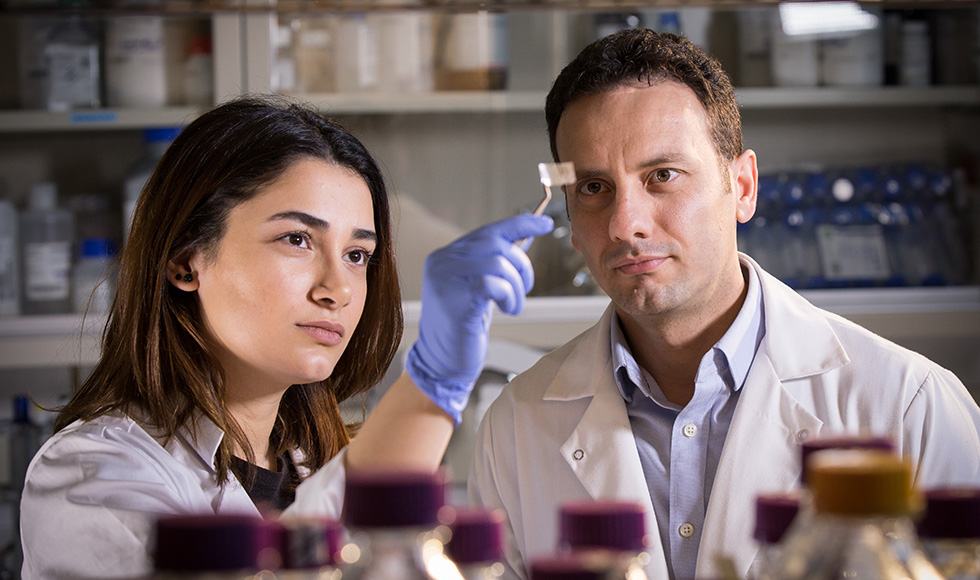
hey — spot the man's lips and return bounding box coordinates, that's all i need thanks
[610,256,669,276]
[297,321,345,346]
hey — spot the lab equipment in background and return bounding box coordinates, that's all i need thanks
[105,10,167,107]
[736,7,775,86]
[0,200,19,316]
[124,127,181,245]
[770,448,939,580]
[334,13,378,92]
[20,182,74,315]
[43,15,101,111]
[440,507,506,580]
[434,11,508,91]
[290,17,336,94]
[272,21,298,93]
[916,488,980,580]
[592,12,642,42]
[748,493,801,580]
[15,16,60,109]
[153,514,282,577]
[72,237,117,314]
[900,17,932,85]
[770,6,819,87]
[340,470,452,580]
[558,500,651,580]
[184,33,214,106]
[820,7,884,86]
[371,2,434,93]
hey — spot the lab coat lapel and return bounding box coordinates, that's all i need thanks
[547,305,670,579]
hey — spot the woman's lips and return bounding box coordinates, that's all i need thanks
[298,322,344,346]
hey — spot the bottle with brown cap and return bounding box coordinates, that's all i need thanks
[768,448,942,580]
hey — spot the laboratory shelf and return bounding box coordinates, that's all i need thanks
[0,86,977,133]
[2,286,978,370]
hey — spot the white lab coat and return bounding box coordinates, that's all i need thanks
[468,255,980,580]
[20,408,348,580]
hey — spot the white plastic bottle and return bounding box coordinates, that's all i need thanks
[43,16,101,111]
[370,3,434,93]
[900,19,931,86]
[72,238,117,314]
[104,13,168,107]
[0,200,20,316]
[20,182,74,315]
[184,33,214,106]
[124,128,180,245]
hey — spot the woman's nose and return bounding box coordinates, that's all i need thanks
[311,259,352,308]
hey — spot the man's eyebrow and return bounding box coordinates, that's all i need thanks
[269,211,377,243]
[573,154,689,181]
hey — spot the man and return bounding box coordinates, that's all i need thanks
[468,28,980,580]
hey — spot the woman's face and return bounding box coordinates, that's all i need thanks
[185,158,377,396]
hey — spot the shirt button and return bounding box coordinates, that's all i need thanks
[682,423,698,438]
[679,523,695,538]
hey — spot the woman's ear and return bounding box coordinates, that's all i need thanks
[166,256,200,291]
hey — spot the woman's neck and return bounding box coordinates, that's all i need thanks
[224,391,285,471]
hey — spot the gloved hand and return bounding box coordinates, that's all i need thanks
[405,213,554,425]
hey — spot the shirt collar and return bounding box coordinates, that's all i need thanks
[611,258,765,402]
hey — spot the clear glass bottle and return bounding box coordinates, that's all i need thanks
[153,513,282,578]
[123,128,181,245]
[748,492,801,580]
[916,488,980,580]
[276,517,344,579]
[558,500,650,580]
[72,237,117,314]
[769,449,943,580]
[20,182,74,315]
[441,507,506,580]
[338,470,456,580]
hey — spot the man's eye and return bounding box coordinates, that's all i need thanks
[654,169,674,182]
[580,181,605,195]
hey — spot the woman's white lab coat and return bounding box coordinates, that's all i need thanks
[20,409,347,579]
[468,255,980,580]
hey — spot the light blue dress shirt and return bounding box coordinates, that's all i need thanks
[611,261,766,580]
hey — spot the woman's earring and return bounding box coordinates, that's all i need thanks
[183,273,193,282]
[175,274,182,281]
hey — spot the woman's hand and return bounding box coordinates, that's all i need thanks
[405,213,554,425]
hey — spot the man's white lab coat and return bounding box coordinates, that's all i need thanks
[469,255,980,580]
[20,409,348,579]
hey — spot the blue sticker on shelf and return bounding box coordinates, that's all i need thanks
[69,111,118,124]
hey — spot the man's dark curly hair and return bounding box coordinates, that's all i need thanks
[545,28,742,165]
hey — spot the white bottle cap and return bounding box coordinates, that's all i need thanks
[28,182,58,211]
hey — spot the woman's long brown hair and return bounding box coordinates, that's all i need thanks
[56,95,403,486]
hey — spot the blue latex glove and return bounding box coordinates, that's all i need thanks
[406,213,555,425]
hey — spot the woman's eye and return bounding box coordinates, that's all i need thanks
[346,249,373,266]
[286,233,307,247]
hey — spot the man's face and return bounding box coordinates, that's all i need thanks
[556,81,756,323]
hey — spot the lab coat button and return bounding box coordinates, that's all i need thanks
[679,523,695,537]
[683,423,698,437]
[573,449,585,460]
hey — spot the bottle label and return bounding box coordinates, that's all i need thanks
[817,224,891,281]
[24,242,71,301]
[45,43,100,110]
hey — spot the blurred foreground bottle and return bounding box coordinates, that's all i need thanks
[747,492,800,580]
[276,517,343,579]
[339,470,456,580]
[769,449,942,580]
[917,488,980,580]
[153,513,282,578]
[558,500,650,580]
[441,507,505,580]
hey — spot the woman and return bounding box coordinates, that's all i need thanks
[20,96,552,579]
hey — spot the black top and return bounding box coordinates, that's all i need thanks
[232,453,299,511]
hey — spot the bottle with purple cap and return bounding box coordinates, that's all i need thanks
[747,492,800,580]
[530,552,621,580]
[276,517,344,579]
[440,507,506,580]
[916,487,980,580]
[152,513,283,578]
[338,470,455,580]
[558,500,650,580]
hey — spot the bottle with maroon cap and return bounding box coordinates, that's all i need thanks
[558,500,650,580]
[276,517,344,579]
[440,507,506,580]
[531,552,620,580]
[153,513,282,578]
[917,487,980,580]
[338,470,454,580]
[747,492,800,580]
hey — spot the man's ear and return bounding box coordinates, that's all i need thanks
[732,149,758,224]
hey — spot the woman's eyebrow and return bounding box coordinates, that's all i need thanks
[269,211,377,243]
